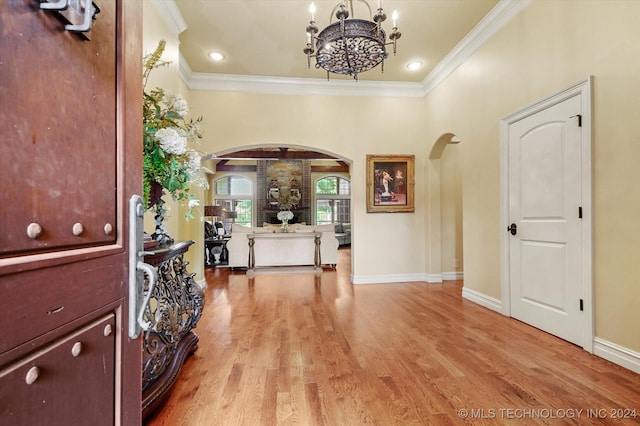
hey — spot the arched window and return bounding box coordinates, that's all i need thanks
[213,175,252,230]
[315,176,350,224]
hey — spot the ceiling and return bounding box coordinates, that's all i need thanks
[173,0,500,83]
[169,0,502,166]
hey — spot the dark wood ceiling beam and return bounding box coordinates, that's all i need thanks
[311,164,349,173]
[215,163,257,172]
[212,153,349,173]
[217,164,348,173]
[216,149,337,160]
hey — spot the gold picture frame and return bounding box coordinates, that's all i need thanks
[366,154,415,213]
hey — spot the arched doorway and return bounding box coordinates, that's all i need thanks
[427,134,463,281]
[202,144,354,271]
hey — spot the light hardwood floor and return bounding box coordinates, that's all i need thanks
[145,248,640,425]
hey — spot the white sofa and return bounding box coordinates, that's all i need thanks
[226,223,339,268]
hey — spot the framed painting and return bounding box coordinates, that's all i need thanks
[366,154,415,213]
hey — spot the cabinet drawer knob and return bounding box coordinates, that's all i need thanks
[71,342,83,357]
[72,223,84,236]
[103,324,113,336]
[104,223,113,235]
[26,223,42,239]
[25,366,40,385]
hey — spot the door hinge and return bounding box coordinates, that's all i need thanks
[579,299,584,311]
[570,114,582,127]
[578,206,583,219]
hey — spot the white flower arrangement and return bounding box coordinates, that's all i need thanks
[143,40,208,220]
[154,127,187,155]
[277,210,294,222]
[162,93,189,117]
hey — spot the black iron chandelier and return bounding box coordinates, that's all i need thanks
[303,0,401,81]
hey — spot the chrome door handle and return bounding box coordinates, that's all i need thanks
[40,0,68,10]
[39,1,99,33]
[129,195,158,339]
[65,2,97,33]
[135,261,158,333]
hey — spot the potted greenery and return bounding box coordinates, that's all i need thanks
[143,40,207,244]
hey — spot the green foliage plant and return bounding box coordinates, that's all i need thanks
[143,40,207,220]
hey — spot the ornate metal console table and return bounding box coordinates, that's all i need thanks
[141,241,204,420]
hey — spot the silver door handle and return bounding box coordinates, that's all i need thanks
[40,0,68,10]
[65,2,96,32]
[40,0,99,33]
[135,261,158,333]
[128,195,158,339]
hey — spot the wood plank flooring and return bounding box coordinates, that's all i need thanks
[145,248,640,425]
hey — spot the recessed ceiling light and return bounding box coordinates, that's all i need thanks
[208,51,225,61]
[406,61,423,71]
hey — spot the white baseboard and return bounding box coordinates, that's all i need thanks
[442,271,464,281]
[461,286,502,313]
[196,278,207,289]
[349,275,640,375]
[351,273,431,285]
[462,288,640,375]
[350,272,463,284]
[593,337,640,374]
[425,274,443,283]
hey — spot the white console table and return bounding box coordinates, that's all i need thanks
[247,232,321,272]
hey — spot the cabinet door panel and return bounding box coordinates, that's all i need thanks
[0,257,121,356]
[0,314,116,425]
[0,0,117,256]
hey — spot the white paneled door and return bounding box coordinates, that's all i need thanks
[504,84,591,348]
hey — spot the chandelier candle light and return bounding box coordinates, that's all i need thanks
[304,0,401,80]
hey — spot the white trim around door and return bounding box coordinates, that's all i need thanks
[500,77,593,353]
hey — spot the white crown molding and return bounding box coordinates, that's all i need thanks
[421,0,532,96]
[176,0,530,97]
[183,71,425,98]
[178,52,193,84]
[151,0,187,38]
[178,47,425,98]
